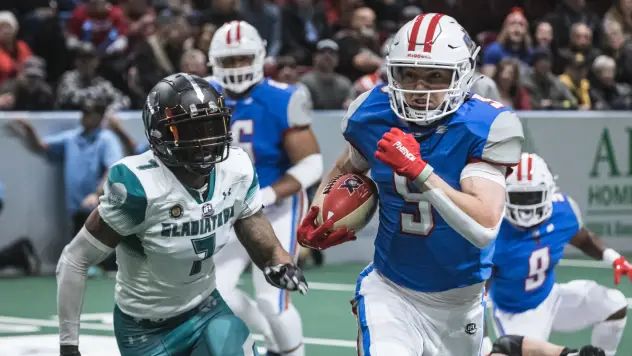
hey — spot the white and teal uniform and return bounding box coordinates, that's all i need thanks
[98,147,261,356]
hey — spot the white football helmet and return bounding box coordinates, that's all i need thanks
[505,153,557,228]
[386,13,480,125]
[208,21,266,93]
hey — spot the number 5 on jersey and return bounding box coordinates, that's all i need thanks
[393,174,434,236]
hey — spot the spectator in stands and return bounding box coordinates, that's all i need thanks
[274,55,301,85]
[201,0,242,28]
[471,49,502,102]
[555,23,601,74]
[602,20,632,84]
[482,8,533,78]
[194,22,217,59]
[128,14,192,106]
[66,0,129,56]
[534,21,554,51]
[589,55,632,110]
[0,11,32,86]
[543,0,602,49]
[56,42,130,114]
[300,39,354,109]
[493,58,532,110]
[559,53,592,110]
[281,0,330,66]
[522,48,577,110]
[0,56,54,111]
[241,0,282,57]
[122,0,157,53]
[334,7,382,82]
[353,64,386,98]
[6,99,123,272]
[180,49,208,77]
[604,0,632,37]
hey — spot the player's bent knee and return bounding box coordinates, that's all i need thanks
[491,335,524,356]
[607,288,628,314]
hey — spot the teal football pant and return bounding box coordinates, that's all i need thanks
[113,290,259,356]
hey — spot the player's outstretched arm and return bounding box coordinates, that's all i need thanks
[56,210,121,356]
[570,227,632,285]
[234,210,308,294]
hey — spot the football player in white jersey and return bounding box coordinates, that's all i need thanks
[56,73,308,356]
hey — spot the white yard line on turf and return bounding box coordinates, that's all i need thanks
[0,316,357,348]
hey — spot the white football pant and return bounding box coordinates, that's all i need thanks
[215,190,308,356]
[491,280,627,356]
[353,264,487,356]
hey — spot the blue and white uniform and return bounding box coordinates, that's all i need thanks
[209,78,311,355]
[489,193,628,341]
[345,86,523,356]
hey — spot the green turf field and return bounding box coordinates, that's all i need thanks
[1,259,631,355]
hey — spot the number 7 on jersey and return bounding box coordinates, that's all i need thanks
[393,174,434,236]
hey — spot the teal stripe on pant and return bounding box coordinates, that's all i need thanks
[113,289,259,356]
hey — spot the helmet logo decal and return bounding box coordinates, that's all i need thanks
[408,13,444,53]
[182,73,205,102]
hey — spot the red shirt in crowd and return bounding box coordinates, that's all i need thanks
[67,4,129,47]
[0,41,32,85]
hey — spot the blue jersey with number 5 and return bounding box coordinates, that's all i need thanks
[343,85,523,292]
[209,79,313,188]
[489,193,583,313]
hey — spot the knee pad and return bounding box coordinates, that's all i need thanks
[491,335,524,356]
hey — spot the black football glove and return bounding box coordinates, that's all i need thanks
[264,264,308,294]
[561,345,605,356]
[60,345,81,356]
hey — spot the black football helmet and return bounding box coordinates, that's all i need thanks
[142,73,232,176]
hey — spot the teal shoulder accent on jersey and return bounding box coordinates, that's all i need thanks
[107,163,148,228]
[245,162,259,204]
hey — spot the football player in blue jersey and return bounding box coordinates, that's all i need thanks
[486,152,630,356]
[206,21,323,356]
[297,13,524,356]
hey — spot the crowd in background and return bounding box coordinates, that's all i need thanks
[0,0,630,113]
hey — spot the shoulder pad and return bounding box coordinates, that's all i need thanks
[341,86,389,134]
[287,85,313,128]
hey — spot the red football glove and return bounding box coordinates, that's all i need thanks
[613,257,632,285]
[297,206,356,250]
[374,127,429,181]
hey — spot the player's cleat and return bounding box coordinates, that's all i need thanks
[60,345,81,356]
[562,345,606,356]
